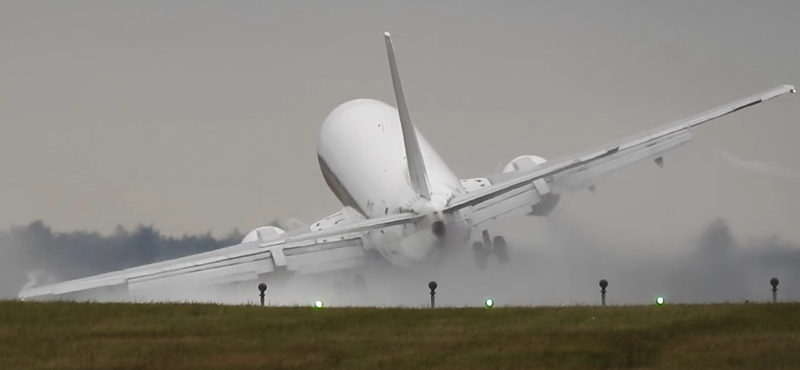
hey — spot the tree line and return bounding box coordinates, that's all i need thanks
[0,220,249,297]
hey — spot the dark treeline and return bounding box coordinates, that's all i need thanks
[0,220,248,297]
[675,218,800,300]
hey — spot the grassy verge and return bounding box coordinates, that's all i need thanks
[1,301,798,369]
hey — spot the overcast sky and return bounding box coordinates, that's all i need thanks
[1,1,798,249]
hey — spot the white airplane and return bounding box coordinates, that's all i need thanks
[18,32,795,301]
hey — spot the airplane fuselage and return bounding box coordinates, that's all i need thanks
[14,29,795,303]
[317,98,469,265]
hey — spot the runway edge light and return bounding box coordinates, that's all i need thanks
[485,298,494,308]
[314,300,325,309]
[656,296,665,306]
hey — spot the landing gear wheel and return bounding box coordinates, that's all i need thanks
[432,235,451,266]
[493,236,509,264]
[473,242,488,270]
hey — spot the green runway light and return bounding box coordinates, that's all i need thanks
[484,298,494,308]
[314,300,324,309]
[656,296,665,306]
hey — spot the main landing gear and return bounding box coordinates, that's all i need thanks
[472,230,508,270]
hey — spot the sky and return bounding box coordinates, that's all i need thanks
[1,0,799,249]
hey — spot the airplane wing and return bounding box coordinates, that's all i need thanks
[17,83,794,301]
[18,211,424,300]
[447,85,795,226]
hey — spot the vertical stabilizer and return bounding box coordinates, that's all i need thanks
[384,32,431,200]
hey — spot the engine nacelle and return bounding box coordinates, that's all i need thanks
[501,155,560,216]
[242,226,286,243]
[502,155,547,173]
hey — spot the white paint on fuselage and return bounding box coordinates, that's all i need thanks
[318,99,464,216]
[317,99,468,266]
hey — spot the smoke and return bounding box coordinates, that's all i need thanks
[709,146,800,181]
[300,215,800,307]
[168,213,800,307]
[2,214,798,306]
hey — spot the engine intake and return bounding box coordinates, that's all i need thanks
[242,226,286,243]
[503,155,547,173]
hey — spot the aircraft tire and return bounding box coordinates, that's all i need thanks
[493,236,509,264]
[473,242,488,270]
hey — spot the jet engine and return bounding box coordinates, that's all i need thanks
[502,155,547,173]
[242,226,286,243]
[502,155,560,216]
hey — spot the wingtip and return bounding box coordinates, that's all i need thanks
[762,85,797,101]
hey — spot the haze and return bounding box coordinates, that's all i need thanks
[0,1,799,303]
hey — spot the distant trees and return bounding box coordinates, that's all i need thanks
[0,220,245,297]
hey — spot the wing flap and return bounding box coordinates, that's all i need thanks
[551,130,694,193]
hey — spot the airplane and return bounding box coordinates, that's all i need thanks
[17,32,795,301]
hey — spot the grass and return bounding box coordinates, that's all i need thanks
[1,301,799,369]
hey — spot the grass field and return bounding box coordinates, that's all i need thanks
[1,301,799,369]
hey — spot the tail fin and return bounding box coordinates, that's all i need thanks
[384,32,431,200]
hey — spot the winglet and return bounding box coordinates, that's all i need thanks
[384,32,431,199]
